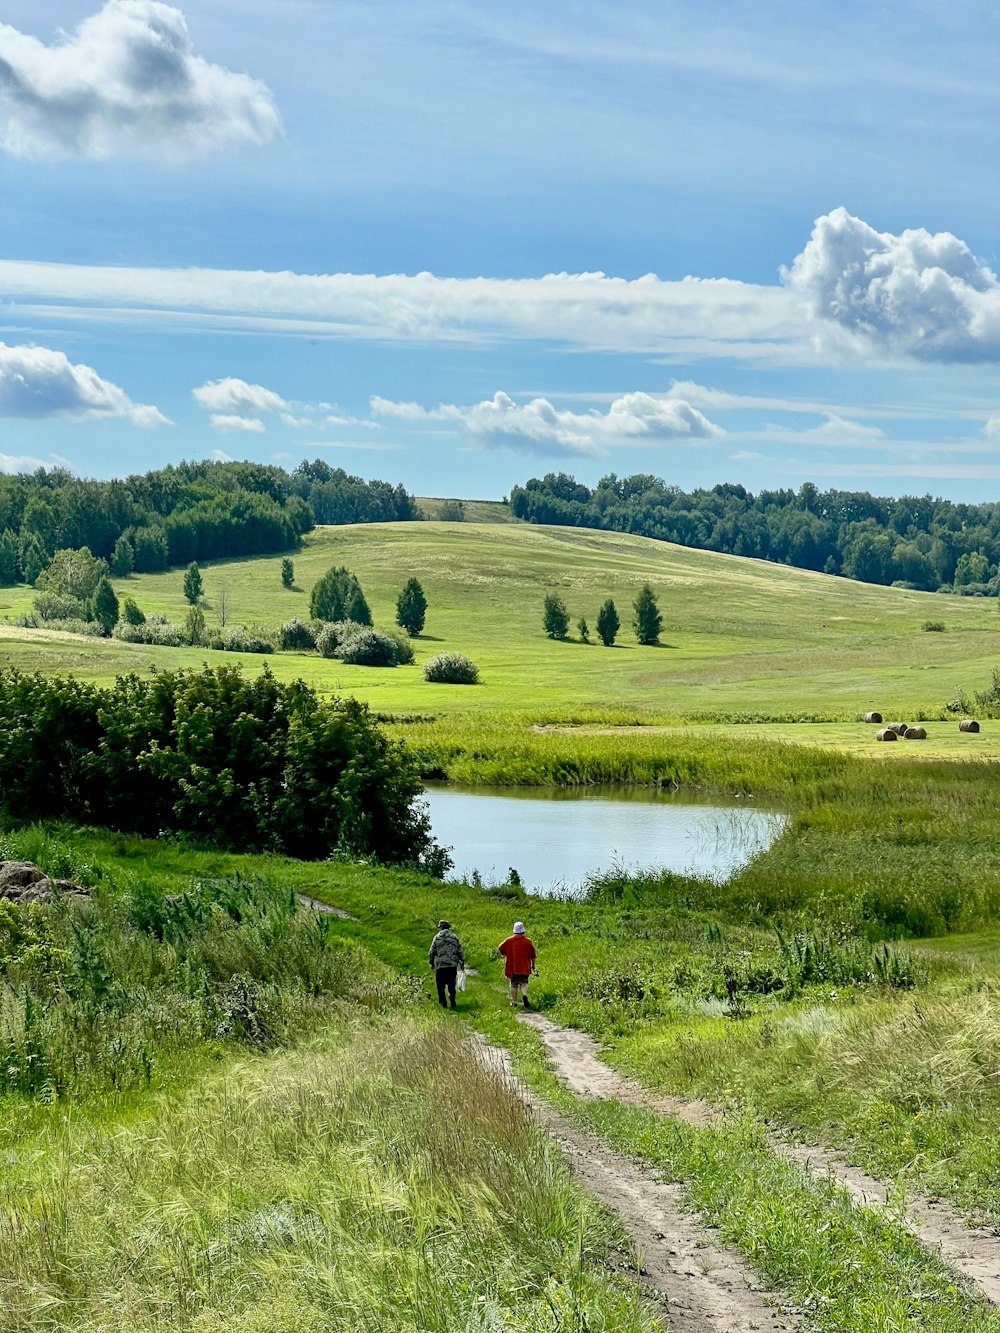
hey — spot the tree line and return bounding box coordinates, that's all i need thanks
[0,459,420,586]
[510,473,1000,594]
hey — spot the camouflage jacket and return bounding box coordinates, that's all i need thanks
[429,929,465,970]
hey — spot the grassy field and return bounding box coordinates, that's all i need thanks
[0,520,998,731]
[4,825,1000,1330]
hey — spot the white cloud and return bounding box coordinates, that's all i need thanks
[983,416,1000,440]
[5,209,1000,368]
[0,342,167,424]
[0,1,279,160]
[729,450,763,462]
[370,396,464,421]
[784,206,1000,363]
[209,414,265,434]
[0,259,797,359]
[767,414,886,446]
[193,376,286,415]
[211,448,233,462]
[374,389,723,457]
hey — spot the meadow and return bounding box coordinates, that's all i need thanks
[5,519,1000,1328]
[0,519,998,731]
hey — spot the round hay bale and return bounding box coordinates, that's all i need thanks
[903,727,927,740]
[864,711,883,724]
[959,719,981,733]
[887,722,908,736]
[875,728,898,742]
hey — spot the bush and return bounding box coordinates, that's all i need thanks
[280,557,294,588]
[337,628,412,667]
[315,620,367,658]
[206,625,274,654]
[113,617,185,647]
[424,652,480,684]
[279,618,318,650]
[0,664,444,866]
[596,598,620,646]
[121,597,145,626]
[923,620,946,632]
[25,617,104,637]
[33,591,88,622]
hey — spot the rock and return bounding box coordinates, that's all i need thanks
[0,861,89,903]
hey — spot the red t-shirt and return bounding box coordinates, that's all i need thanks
[498,934,536,978]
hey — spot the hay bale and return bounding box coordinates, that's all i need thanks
[959,719,981,733]
[904,727,927,740]
[887,722,908,736]
[864,711,883,724]
[875,728,898,742]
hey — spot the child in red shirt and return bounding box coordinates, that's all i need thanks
[498,921,537,1008]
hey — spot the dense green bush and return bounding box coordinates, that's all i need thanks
[113,616,185,646]
[337,628,411,667]
[315,619,366,658]
[424,652,480,684]
[33,591,88,622]
[279,618,318,650]
[206,624,275,654]
[0,664,441,866]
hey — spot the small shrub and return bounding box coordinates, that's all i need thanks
[438,499,465,521]
[113,618,185,647]
[315,619,366,658]
[34,591,88,622]
[206,625,274,654]
[28,617,104,637]
[596,598,619,646]
[337,628,404,667]
[424,652,480,684]
[577,616,590,643]
[922,620,946,632]
[280,618,317,651]
[121,597,145,626]
[280,557,294,589]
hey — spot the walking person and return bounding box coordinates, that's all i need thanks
[429,919,465,1009]
[498,920,536,1009]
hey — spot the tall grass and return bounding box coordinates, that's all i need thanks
[0,829,405,1099]
[0,1020,657,1332]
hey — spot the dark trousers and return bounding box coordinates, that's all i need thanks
[435,967,458,1007]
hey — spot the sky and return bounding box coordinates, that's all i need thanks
[3,1,1000,501]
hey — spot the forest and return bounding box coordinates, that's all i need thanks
[510,473,1000,593]
[0,459,419,583]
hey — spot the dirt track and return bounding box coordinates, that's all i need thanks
[476,1036,800,1332]
[520,1011,1000,1307]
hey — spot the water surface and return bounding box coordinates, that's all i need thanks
[423,785,787,897]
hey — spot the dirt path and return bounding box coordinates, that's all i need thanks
[295,893,360,921]
[520,1012,1000,1306]
[475,1037,800,1332]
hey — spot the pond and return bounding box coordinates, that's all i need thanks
[423,785,788,897]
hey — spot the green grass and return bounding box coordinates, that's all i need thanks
[0,521,997,729]
[0,1018,654,1333]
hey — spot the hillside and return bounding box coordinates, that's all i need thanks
[1,521,998,747]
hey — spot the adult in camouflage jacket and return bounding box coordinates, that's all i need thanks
[429,920,465,1009]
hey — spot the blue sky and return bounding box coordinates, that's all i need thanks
[3,0,1000,500]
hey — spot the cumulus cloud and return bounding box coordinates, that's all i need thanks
[211,448,233,462]
[0,1,279,160]
[983,416,1000,440]
[209,414,265,434]
[784,206,1000,362]
[193,376,286,415]
[373,389,722,457]
[0,342,167,424]
[770,414,886,445]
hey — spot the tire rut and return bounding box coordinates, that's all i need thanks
[520,1012,1000,1306]
[474,1037,800,1332]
